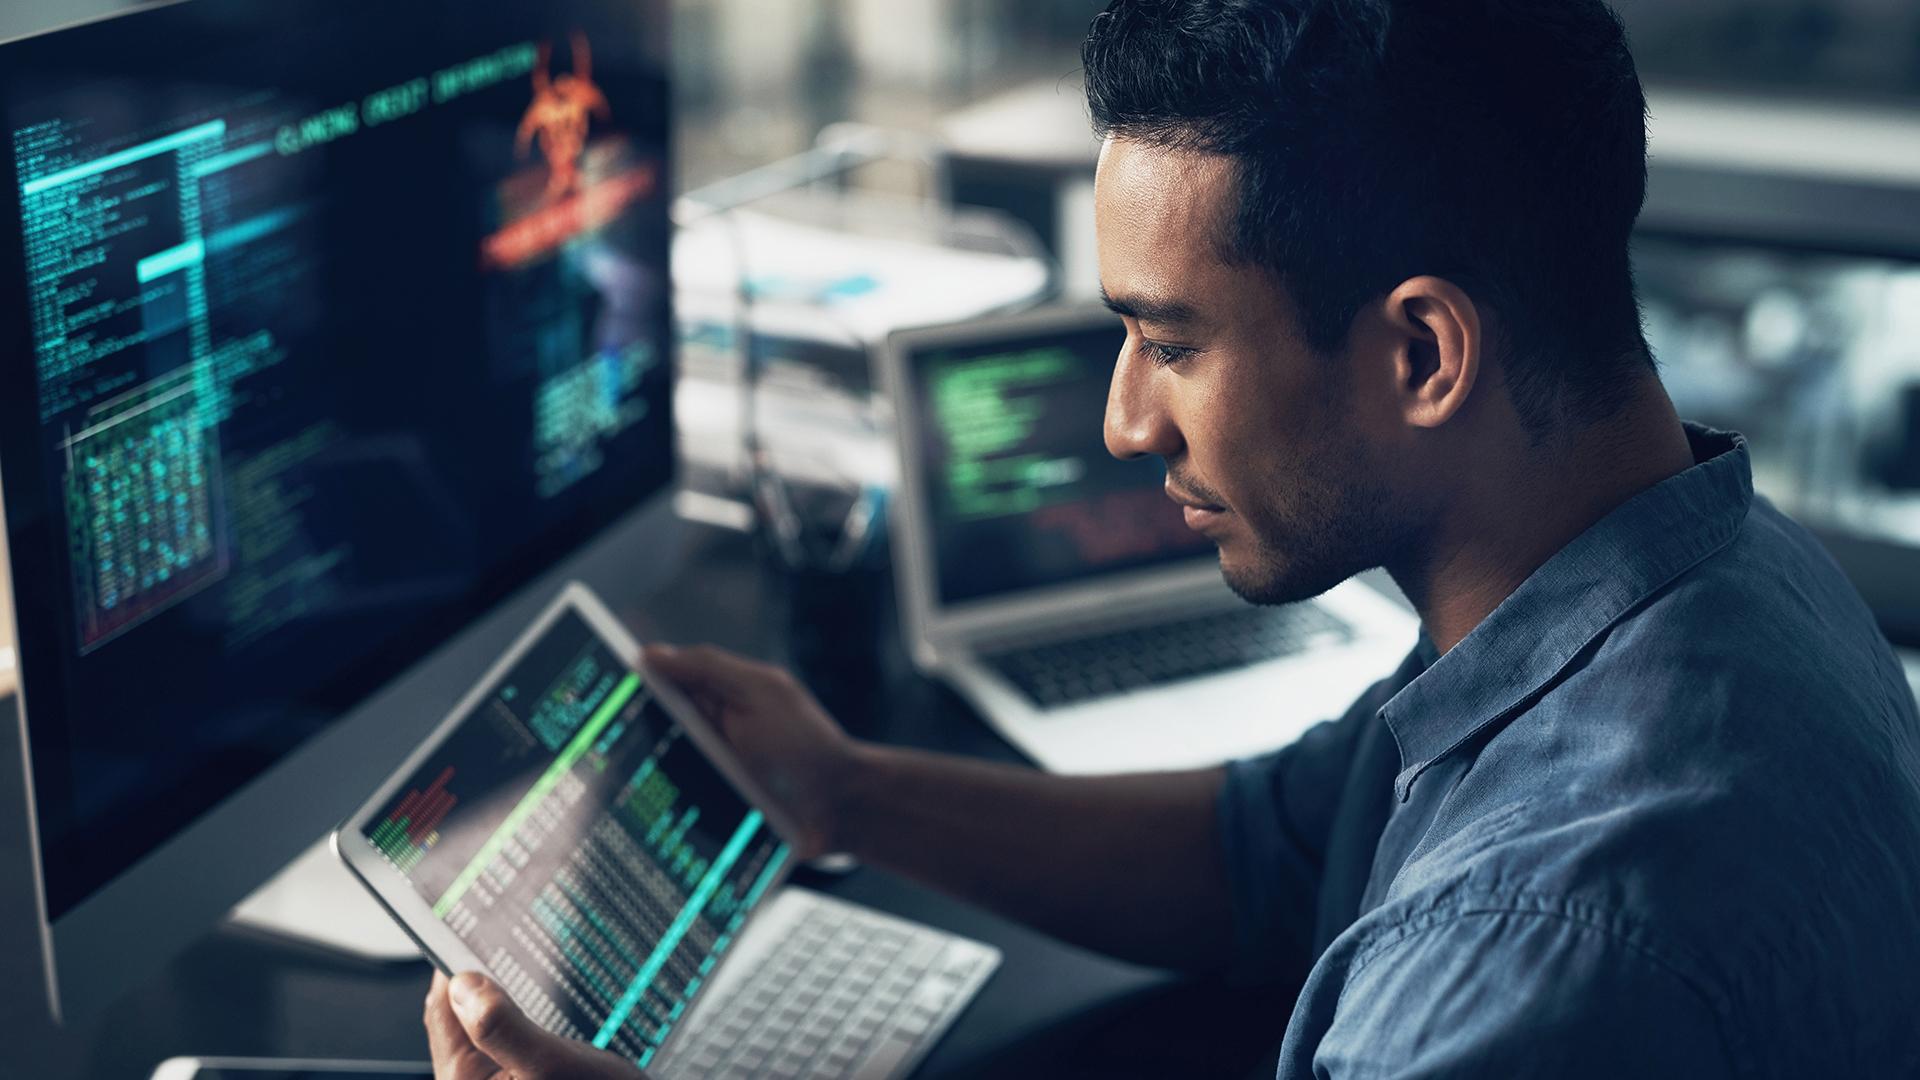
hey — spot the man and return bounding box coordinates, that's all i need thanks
[426,0,1920,1076]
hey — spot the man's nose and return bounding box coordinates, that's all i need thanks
[1104,340,1182,461]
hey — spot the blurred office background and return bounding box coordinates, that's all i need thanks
[4,0,1920,655]
[9,0,1920,211]
[665,0,1920,656]
[1,0,1916,637]
[673,0,1920,187]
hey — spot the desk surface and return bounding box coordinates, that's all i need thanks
[1,524,1294,1080]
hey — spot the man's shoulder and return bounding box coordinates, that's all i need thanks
[1452,490,1918,848]
[1309,478,1920,1074]
[1623,496,1892,672]
[1452,493,1920,937]
[1554,491,1916,756]
[1377,562,1920,1073]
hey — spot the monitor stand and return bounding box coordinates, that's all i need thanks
[226,834,421,962]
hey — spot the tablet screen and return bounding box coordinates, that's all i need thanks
[359,608,791,1068]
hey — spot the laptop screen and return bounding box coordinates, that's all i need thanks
[907,316,1213,607]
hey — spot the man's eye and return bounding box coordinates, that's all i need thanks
[1140,340,1196,367]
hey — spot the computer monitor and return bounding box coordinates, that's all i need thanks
[0,0,674,1022]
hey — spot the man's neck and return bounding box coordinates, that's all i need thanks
[1389,388,1697,655]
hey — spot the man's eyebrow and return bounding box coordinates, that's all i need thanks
[1099,287,1198,326]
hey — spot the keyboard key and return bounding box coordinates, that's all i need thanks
[851,1034,922,1080]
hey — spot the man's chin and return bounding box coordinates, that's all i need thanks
[1219,549,1351,607]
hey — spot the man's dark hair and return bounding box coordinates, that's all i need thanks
[1083,0,1654,428]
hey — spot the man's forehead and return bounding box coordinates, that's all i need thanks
[1095,136,1235,226]
[1095,136,1240,321]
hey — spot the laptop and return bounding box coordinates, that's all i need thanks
[879,306,1419,774]
[335,583,998,1079]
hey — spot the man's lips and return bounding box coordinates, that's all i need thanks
[1164,482,1225,513]
[1181,504,1225,530]
[1166,483,1227,530]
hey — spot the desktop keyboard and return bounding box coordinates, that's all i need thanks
[983,602,1353,710]
[656,888,1000,1080]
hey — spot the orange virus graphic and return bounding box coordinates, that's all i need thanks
[516,32,611,201]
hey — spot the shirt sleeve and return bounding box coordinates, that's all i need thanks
[1217,668,1405,981]
[1308,907,1737,1079]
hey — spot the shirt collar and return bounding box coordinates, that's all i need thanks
[1381,423,1753,801]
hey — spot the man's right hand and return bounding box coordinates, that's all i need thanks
[639,641,1237,973]
[641,644,864,861]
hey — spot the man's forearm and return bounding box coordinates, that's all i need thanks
[831,744,1236,972]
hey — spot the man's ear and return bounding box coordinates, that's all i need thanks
[1379,275,1481,430]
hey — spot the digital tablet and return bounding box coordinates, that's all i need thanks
[333,583,800,1070]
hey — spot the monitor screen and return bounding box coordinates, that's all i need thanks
[1636,233,1920,556]
[363,607,788,1069]
[0,0,672,919]
[908,318,1212,607]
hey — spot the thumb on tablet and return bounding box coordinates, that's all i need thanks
[449,971,647,1079]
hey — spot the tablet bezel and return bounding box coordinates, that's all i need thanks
[150,1059,430,1080]
[331,580,804,1058]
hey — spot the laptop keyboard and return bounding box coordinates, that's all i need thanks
[983,603,1353,710]
[656,889,999,1080]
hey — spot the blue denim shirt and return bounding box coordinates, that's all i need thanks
[1220,425,1920,1078]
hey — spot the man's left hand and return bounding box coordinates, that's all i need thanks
[424,970,649,1080]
